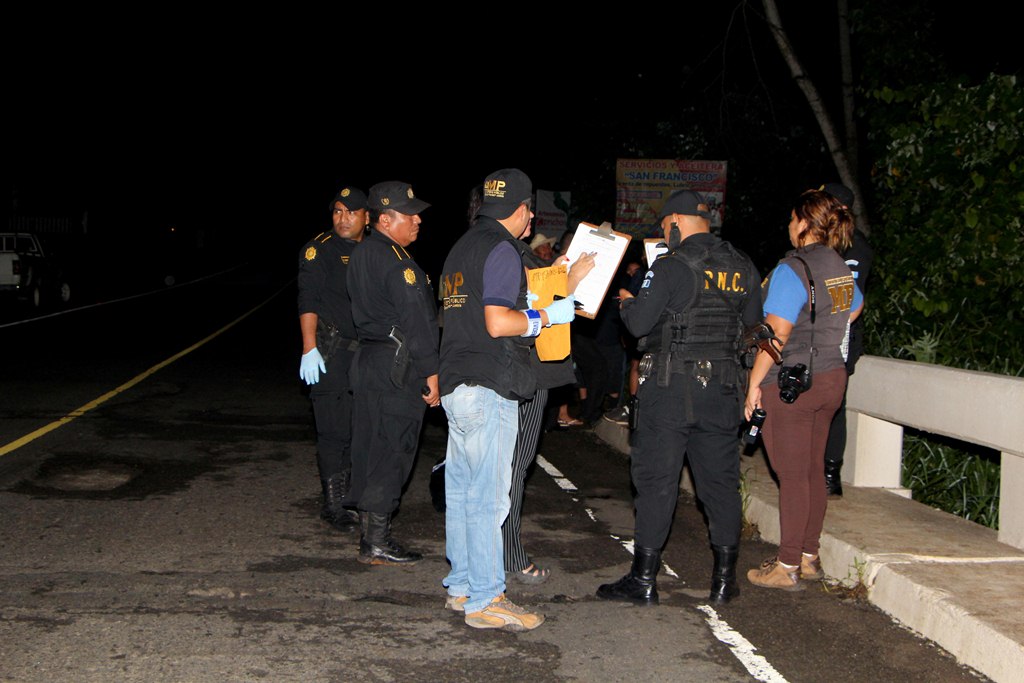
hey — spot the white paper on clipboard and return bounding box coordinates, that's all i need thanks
[562,222,632,318]
[643,238,669,267]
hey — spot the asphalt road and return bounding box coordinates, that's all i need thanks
[0,263,987,682]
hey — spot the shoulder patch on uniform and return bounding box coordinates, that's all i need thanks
[305,246,317,261]
[403,268,416,285]
[641,270,654,288]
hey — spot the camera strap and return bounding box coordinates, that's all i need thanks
[791,256,816,376]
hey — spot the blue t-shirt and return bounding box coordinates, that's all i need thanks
[764,263,863,324]
[482,241,521,308]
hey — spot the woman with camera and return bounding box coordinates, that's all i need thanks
[743,189,863,590]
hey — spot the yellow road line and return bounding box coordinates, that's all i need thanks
[0,283,290,458]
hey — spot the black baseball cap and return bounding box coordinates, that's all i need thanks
[329,186,368,212]
[368,181,430,215]
[477,168,533,219]
[821,183,855,208]
[658,189,712,220]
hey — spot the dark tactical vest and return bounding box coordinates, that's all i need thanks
[439,217,536,400]
[644,239,752,365]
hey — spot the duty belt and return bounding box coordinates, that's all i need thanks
[316,319,358,363]
[316,320,357,344]
[648,353,741,423]
[656,353,740,389]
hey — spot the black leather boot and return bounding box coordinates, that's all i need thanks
[596,546,660,605]
[824,462,844,499]
[708,544,740,604]
[358,511,422,565]
[320,472,359,532]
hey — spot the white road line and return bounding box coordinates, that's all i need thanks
[611,536,680,579]
[536,456,681,577]
[538,451,787,682]
[535,454,577,491]
[697,605,790,683]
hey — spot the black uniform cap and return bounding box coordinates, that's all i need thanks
[477,168,533,220]
[820,183,855,208]
[330,186,368,212]
[658,189,712,220]
[368,181,430,215]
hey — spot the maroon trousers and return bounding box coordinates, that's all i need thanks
[761,367,847,566]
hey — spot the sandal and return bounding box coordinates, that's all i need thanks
[557,417,584,428]
[507,562,551,585]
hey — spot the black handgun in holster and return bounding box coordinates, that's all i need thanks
[315,318,344,365]
[628,394,640,430]
[630,353,655,431]
[388,325,411,388]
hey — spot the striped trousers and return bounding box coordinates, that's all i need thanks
[502,388,548,572]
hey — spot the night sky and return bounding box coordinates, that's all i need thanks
[8,3,1019,284]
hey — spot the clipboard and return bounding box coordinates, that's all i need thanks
[643,238,669,267]
[561,221,632,319]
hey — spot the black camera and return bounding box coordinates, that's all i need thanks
[777,363,812,403]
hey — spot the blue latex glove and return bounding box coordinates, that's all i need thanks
[526,290,539,309]
[544,295,576,325]
[300,347,326,385]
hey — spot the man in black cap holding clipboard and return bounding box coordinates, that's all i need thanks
[597,189,761,606]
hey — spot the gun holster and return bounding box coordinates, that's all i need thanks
[628,394,640,430]
[388,325,411,388]
[657,352,672,387]
[316,319,343,365]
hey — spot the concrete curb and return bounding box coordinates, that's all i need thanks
[742,453,1024,683]
[869,562,1024,683]
[595,420,1024,683]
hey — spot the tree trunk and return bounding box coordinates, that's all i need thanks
[761,0,870,235]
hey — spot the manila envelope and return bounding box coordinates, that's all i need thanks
[527,265,571,361]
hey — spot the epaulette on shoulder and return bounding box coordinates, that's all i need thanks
[389,243,412,261]
[316,231,333,244]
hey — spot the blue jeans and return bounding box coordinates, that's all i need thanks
[441,384,517,614]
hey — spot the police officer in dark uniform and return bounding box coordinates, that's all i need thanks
[345,181,440,565]
[597,189,762,606]
[820,183,873,499]
[297,186,368,533]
